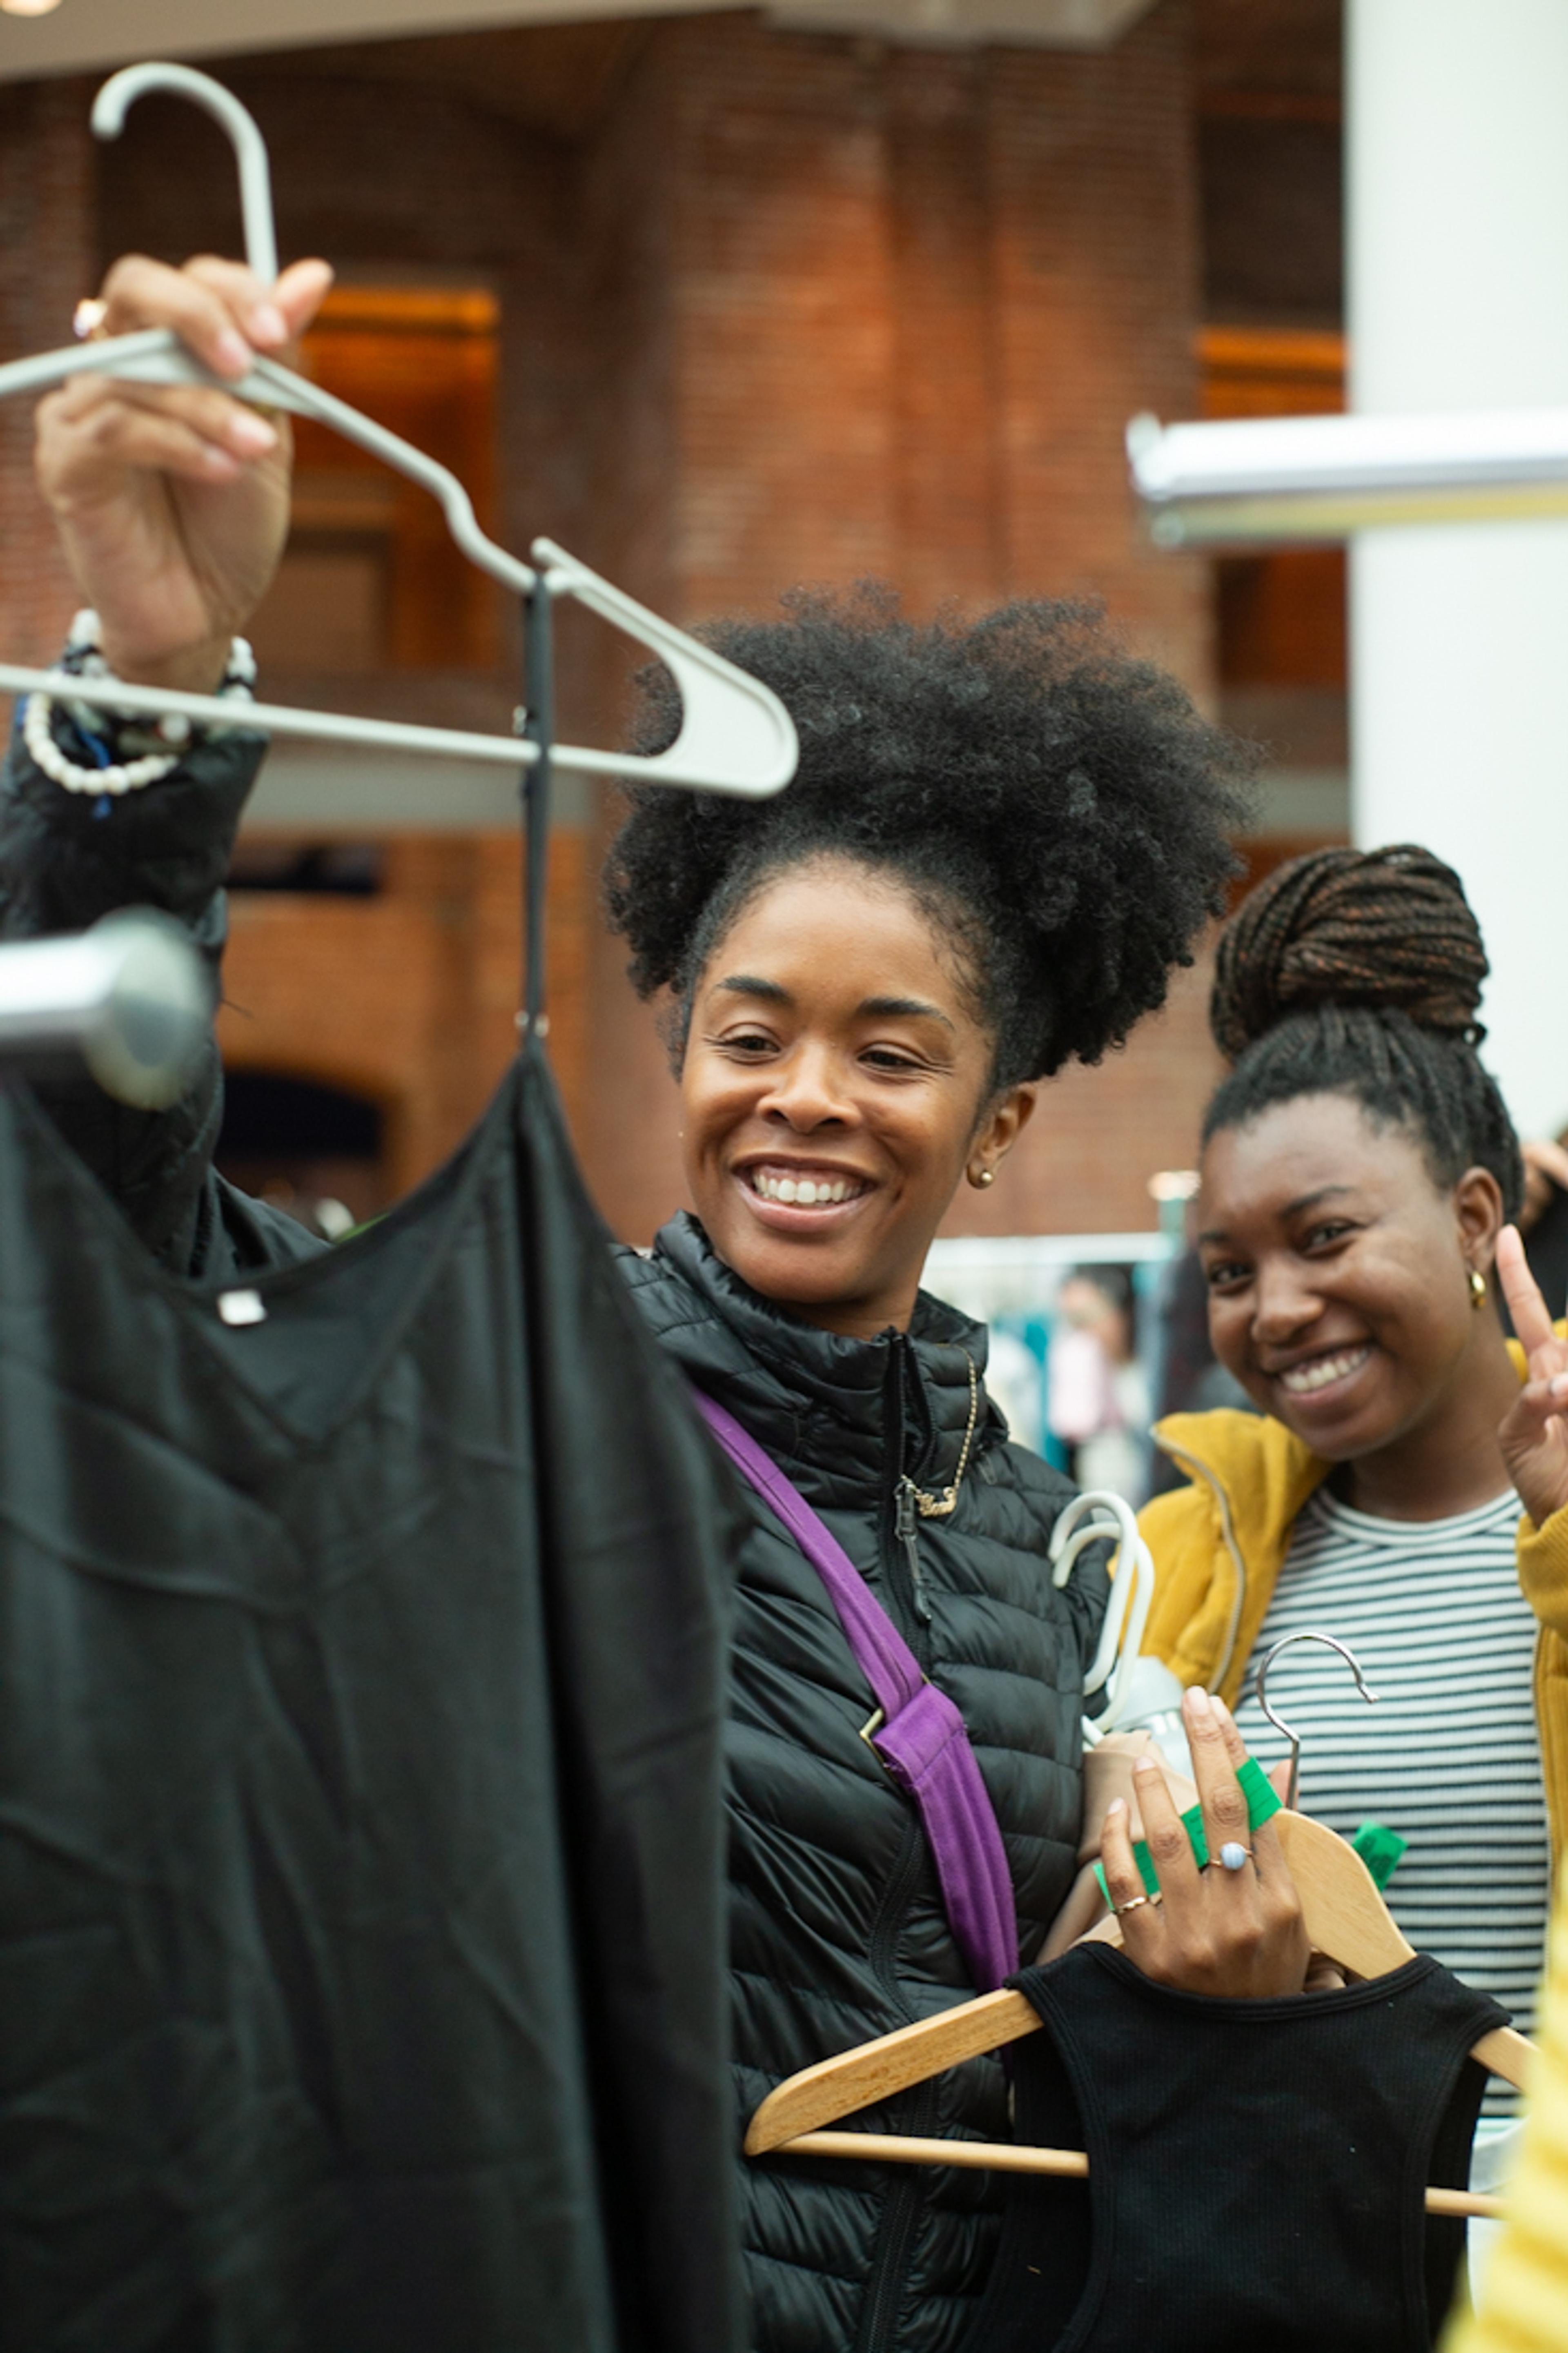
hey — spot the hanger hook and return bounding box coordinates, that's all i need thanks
[92,65,278,285]
[1253,1629,1379,1810]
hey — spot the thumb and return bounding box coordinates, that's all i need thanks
[275,258,334,342]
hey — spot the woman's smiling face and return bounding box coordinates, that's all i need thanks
[1197,1092,1503,1462]
[679,855,1034,1338]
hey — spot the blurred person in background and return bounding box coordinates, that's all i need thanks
[1047,1267,1150,1502]
[1146,1240,1258,1498]
[1140,846,1568,2161]
[12,247,1322,2353]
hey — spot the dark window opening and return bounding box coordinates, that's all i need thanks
[218,1071,386,1240]
[227,843,385,895]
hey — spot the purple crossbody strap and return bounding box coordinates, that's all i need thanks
[692,1387,1018,1994]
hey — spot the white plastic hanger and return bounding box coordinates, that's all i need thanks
[0,63,797,806]
[1049,1489,1164,1739]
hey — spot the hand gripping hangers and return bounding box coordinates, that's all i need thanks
[0,62,798,818]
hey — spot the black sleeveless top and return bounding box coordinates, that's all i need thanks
[961,1944,1507,2353]
[0,1049,742,2353]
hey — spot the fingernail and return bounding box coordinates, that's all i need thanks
[1211,1694,1234,1726]
[1133,1754,1159,1777]
[1551,1374,1568,1400]
[249,302,288,346]
[231,412,277,454]
[214,327,251,376]
[202,444,241,477]
[1185,1686,1214,1720]
[1105,1798,1126,1819]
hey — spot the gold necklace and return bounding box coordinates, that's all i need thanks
[902,1350,980,1520]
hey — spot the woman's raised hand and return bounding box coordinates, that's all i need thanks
[1100,1685,1310,1998]
[1496,1224,1568,1527]
[35,252,333,693]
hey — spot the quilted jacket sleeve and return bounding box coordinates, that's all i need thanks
[0,701,320,1278]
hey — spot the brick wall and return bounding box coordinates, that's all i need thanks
[0,78,96,670]
[4,11,1222,1244]
[219,827,591,1199]
[571,5,1218,1244]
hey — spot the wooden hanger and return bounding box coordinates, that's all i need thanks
[746,1810,1536,2222]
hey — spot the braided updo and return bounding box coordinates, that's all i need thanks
[603,587,1252,1091]
[1203,844,1523,1217]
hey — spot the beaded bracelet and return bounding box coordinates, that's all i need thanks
[22,610,257,798]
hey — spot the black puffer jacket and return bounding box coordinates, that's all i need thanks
[0,715,1108,2353]
[620,1220,1105,2353]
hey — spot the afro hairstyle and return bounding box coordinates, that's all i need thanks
[601,586,1254,1091]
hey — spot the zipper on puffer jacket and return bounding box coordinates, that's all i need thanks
[895,1483,933,1626]
[856,1815,937,2353]
[853,2073,939,2353]
[878,1336,933,1661]
[852,1338,940,2353]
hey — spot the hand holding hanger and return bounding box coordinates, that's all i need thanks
[1038,1731,1201,1963]
[1098,1683,1312,1997]
[1077,1731,1197,1862]
[2,62,795,804]
[39,254,333,694]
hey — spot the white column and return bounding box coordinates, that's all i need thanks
[1348,0,1568,1136]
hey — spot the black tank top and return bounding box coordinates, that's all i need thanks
[960,1943,1506,2353]
[0,1049,742,2353]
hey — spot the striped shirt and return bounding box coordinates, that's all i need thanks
[1233,1486,1549,2114]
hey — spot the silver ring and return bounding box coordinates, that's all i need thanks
[1216,1841,1252,1873]
[73,297,109,342]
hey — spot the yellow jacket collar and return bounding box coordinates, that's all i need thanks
[1145,1333,1542,1701]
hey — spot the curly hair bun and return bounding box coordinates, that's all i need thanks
[1209,844,1490,1064]
[604,586,1254,1087]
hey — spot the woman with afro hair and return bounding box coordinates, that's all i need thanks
[601,587,1322,2350]
[1140,845,1568,2147]
[21,251,1318,2353]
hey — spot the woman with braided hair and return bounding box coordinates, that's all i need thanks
[1141,843,1568,2107]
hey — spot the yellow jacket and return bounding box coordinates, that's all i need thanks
[1137,1344,1568,1875]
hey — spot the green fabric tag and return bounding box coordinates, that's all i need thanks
[1350,1819,1408,1892]
[1094,1753,1281,1906]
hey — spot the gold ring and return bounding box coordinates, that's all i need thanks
[72,297,110,342]
[1113,1892,1153,1917]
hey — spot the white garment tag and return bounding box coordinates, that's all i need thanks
[216,1289,267,1327]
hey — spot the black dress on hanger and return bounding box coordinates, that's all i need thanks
[0,1044,744,2353]
[957,1943,1508,2353]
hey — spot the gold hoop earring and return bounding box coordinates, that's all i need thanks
[1469,1266,1487,1309]
[971,1167,996,1190]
